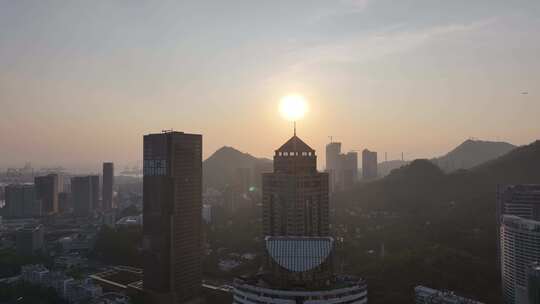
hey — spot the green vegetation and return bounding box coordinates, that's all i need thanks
[332,141,540,304]
[90,226,142,267]
[0,249,52,278]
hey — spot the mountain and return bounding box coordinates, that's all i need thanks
[377,160,410,177]
[433,139,516,172]
[333,140,540,304]
[203,146,272,190]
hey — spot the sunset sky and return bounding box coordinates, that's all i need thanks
[1,0,539,172]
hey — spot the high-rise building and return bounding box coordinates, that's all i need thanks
[142,131,203,304]
[362,149,378,180]
[58,192,72,214]
[233,134,367,303]
[527,262,540,304]
[263,135,329,238]
[16,225,44,256]
[414,285,484,304]
[90,175,100,211]
[339,152,358,190]
[35,174,59,214]
[71,176,99,217]
[500,215,540,304]
[102,162,114,210]
[497,185,540,224]
[326,142,342,192]
[2,184,41,218]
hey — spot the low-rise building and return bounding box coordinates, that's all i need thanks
[415,285,484,304]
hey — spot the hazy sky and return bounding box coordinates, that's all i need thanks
[1,0,539,172]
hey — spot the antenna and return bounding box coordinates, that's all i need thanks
[328,136,333,143]
[401,152,404,161]
[294,121,296,136]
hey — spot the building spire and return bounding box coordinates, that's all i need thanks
[294,121,296,136]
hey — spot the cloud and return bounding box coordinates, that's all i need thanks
[286,17,496,70]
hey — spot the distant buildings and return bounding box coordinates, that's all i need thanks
[235,167,252,194]
[21,264,103,303]
[234,134,367,304]
[58,192,72,214]
[35,174,59,214]
[202,204,212,224]
[102,162,114,210]
[2,184,41,218]
[325,141,359,192]
[340,151,358,190]
[362,149,378,180]
[326,142,341,193]
[142,131,203,303]
[414,285,484,304]
[71,176,99,217]
[16,224,44,256]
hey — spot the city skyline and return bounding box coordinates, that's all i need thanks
[1,0,540,171]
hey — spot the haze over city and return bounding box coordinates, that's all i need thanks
[1,0,540,171]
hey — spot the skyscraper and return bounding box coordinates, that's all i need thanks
[500,215,540,304]
[233,134,367,303]
[142,131,203,304]
[339,152,358,190]
[71,176,99,217]
[263,135,329,238]
[362,149,378,180]
[91,175,100,211]
[16,225,44,256]
[2,184,41,218]
[527,262,540,304]
[326,142,341,192]
[35,174,59,214]
[102,162,114,210]
[497,184,540,224]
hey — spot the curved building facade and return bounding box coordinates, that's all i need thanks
[500,215,540,304]
[232,276,367,304]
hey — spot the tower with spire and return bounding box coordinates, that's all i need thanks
[232,131,367,303]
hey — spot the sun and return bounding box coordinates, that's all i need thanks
[279,94,308,121]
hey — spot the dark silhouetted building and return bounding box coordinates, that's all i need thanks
[35,174,59,214]
[233,134,367,303]
[143,131,203,304]
[263,135,329,238]
[528,262,540,304]
[497,184,540,223]
[102,162,114,210]
[72,176,99,217]
[362,149,378,180]
[58,192,72,214]
[2,184,41,218]
[339,152,358,190]
[16,225,44,256]
[91,175,100,210]
[326,142,342,193]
